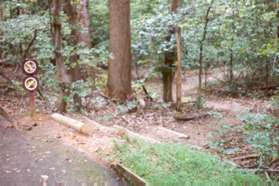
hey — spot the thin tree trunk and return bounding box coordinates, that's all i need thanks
[162,0,180,102]
[265,60,269,87]
[0,1,3,61]
[175,26,182,111]
[204,63,209,88]
[228,3,236,85]
[51,0,71,112]
[198,0,214,90]
[229,48,234,83]
[107,0,132,101]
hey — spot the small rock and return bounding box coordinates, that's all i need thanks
[15,169,21,173]
[45,151,51,154]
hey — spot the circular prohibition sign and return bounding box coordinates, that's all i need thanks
[23,76,39,92]
[22,59,38,75]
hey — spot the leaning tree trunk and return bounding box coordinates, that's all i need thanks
[51,0,71,112]
[107,0,132,101]
[162,0,181,102]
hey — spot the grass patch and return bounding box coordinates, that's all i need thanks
[112,138,274,186]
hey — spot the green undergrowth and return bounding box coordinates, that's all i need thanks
[112,138,275,186]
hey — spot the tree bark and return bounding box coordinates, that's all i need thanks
[63,0,83,112]
[0,1,3,61]
[229,48,234,83]
[107,0,132,101]
[63,0,92,112]
[162,0,181,102]
[78,0,92,47]
[51,0,71,112]
[175,26,182,111]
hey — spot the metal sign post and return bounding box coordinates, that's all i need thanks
[22,59,39,117]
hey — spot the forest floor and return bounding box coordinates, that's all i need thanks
[0,67,278,183]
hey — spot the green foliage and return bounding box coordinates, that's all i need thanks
[195,95,205,109]
[270,94,279,109]
[131,0,279,85]
[112,138,271,186]
[208,111,223,119]
[238,112,279,159]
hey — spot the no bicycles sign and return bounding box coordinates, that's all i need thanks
[22,59,39,91]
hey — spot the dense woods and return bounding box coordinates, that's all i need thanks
[0,0,278,185]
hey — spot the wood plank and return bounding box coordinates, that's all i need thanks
[112,164,147,186]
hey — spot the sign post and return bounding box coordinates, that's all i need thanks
[22,59,39,117]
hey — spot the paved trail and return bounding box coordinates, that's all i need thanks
[0,120,122,186]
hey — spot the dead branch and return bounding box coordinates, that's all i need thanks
[174,112,209,121]
[232,154,259,161]
[23,29,38,59]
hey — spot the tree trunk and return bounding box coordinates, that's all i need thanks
[107,0,132,101]
[0,1,3,61]
[175,26,182,111]
[78,0,92,47]
[51,0,71,112]
[229,48,234,83]
[198,0,214,90]
[63,0,83,112]
[63,0,92,112]
[162,0,180,102]
[78,0,96,89]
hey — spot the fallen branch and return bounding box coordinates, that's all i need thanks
[142,85,153,101]
[246,168,279,174]
[23,29,38,59]
[232,154,259,161]
[174,112,209,121]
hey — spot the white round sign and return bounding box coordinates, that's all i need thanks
[24,77,39,92]
[23,59,38,75]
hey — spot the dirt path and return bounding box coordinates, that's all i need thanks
[0,119,122,186]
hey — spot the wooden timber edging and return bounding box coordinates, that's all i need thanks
[51,113,93,135]
[112,164,147,186]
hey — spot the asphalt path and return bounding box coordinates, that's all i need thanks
[0,119,122,186]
